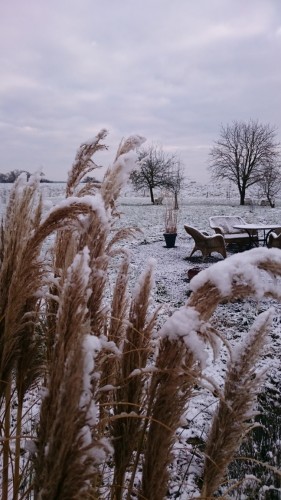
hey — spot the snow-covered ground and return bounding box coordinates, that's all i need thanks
[1,182,281,498]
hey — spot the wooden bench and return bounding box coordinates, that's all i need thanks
[209,216,258,246]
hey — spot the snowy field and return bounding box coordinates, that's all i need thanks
[1,182,281,498]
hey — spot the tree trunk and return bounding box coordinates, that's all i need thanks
[266,193,275,208]
[149,186,155,204]
[240,186,246,205]
[174,192,179,210]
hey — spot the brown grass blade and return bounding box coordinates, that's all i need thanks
[111,258,157,498]
[66,129,108,197]
[201,309,274,498]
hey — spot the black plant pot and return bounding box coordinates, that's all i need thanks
[163,233,177,248]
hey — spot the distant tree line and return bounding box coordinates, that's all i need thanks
[0,170,30,183]
[82,176,101,184]
[0,170,53,183]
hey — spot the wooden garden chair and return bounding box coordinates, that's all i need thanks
[184,225,226,260]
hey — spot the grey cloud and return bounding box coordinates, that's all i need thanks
[0,0,281,181]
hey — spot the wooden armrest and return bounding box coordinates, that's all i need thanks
[211,225,224,235]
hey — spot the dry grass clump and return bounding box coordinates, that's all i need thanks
[0,130,280,500]
[164,207,178,233]
[33,249,110,499]
[201,309,274,498]
[141,338,201,499]
[66,128,108,197]
[111,259,159,499]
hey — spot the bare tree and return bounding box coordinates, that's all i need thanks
[166,163,185,209]
[130,145,182,204]
[209,120,280,205]
[257,162,281,207]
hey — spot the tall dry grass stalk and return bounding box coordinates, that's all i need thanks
[164,207,177,233]
[0,173,43,398]
[1,129,281,500]
[0,174,45,500]
[66,128,108,197]
[201,309,273,498]
[54,129,108,278]
[111,259,159,499]
[96,252,130,431]
[141,336,201,499]
[33,248,112,499]
[101,135,145,211]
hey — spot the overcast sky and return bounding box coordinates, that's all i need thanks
[1,0,281,182]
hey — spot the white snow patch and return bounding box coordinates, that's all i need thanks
[159,306,208,368]
[190,247,281,297]
[43,192,108,225]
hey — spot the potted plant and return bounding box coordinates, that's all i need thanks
[163,208,177,248]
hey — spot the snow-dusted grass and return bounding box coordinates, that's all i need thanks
[1,175,281,499]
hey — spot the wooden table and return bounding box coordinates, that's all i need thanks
[233,224,281,247]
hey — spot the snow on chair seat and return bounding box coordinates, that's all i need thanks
[209,216,258,246]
